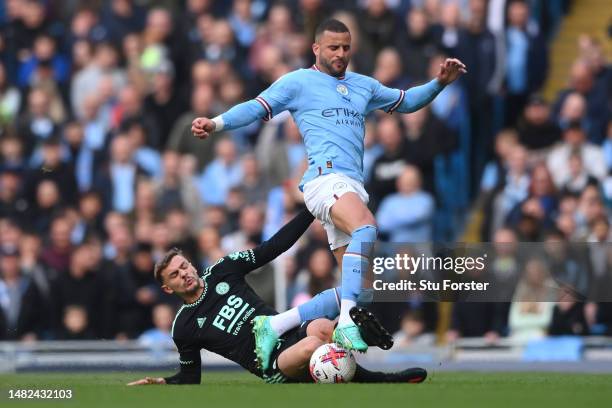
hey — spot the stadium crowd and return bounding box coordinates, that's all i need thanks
[0,0,611,345]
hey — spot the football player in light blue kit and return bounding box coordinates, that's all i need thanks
[192,19,466,368]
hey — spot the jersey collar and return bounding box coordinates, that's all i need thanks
[183,271,211,307]
[311,64,345,80]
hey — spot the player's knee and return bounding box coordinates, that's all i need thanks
[308,319,334,342]
[301,336,324,359]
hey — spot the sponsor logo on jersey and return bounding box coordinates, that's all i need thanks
[216,282,230,295]
[320,108,365,128]
[197,317,206,328]
[212,295,256,336]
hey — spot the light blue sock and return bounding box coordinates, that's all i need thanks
[298,287,341,321]
[339,225,377,324]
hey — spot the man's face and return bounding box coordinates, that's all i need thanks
[160,255,201,297]
[313,30,351,77]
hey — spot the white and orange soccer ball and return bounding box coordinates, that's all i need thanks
[309,343,356,383]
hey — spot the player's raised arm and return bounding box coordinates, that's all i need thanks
[191,72,299,140]
[367,58,467,114]
[225,208,315,274]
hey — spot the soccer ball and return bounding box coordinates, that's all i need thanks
[309,343,356,383]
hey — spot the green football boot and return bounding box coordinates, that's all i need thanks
[251,315,279,372]
[332,322,368,352]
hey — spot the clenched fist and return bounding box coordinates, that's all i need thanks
[191,117,216,139]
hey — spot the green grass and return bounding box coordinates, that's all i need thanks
[1,371,611,408]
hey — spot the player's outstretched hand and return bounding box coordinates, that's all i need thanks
[436,58,467,86]
[127,376,167,386]
[191,117,216,139]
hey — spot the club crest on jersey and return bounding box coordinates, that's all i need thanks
[336,84,348,96]
[216,282,230,295]
[197,317,206,328]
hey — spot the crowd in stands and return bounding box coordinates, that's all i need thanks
[0,0,610,345]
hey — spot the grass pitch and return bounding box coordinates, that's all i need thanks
[1,371,611,408]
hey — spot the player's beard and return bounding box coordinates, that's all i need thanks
[320,55,348,77]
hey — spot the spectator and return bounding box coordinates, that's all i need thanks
[489,144,530,235]
[547,122,607,188]
[72,190,104,244]
[0,246,43,341]
[553,59,609,143]
[111,84,161,148]
[28,179,63,235]
[167,84,219,169]
[24,136,78,205]
[502,0,548,126]
[548,286,589,336]
[197,137,242,206]
[368,116,407,211]
[509,258,556,343]
[400,106,457,194]
[397,7,436,82]
[255,116,307,187]
[377,166,434,242]
[70,41,127,120]
[138,303,175,348]
[16,87,62,157]
[0,62,21,125]
[58,305,95,340]
[393,311,435,347]
[0,135,25,171]
[507,163,558,236]
[197,226,224,269]
[40,216,73,273]
[95,135,151,214]
[542,229,590,298]
[18,33,70,89]
[152,151,202,218]
[101,0,146,45]
[10,0,49,60]
[51,243,110,338]
[0,170,26,220]
[456,0,498,191]
[373,47,410,89]
[560,150,599,196]
[432,1,461,55]
[165,208,198,261]
[240,153,269,205]
[290,247,337,307]
[123,120,162,179]
[360,0,400,57]
[222,205,264,252]
[143,60,187,148]
[516,94,561,152]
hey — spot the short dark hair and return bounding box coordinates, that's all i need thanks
[315,19,350,41]
[154,247,182,285]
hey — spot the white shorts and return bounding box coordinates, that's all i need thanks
[302,173,369,250]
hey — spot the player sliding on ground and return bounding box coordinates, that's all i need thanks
[128,209,426,385]
[191,18,466,367]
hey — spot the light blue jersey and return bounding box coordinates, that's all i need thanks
[221,65,445,189]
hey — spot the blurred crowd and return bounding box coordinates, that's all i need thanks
[0,0,610,345]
